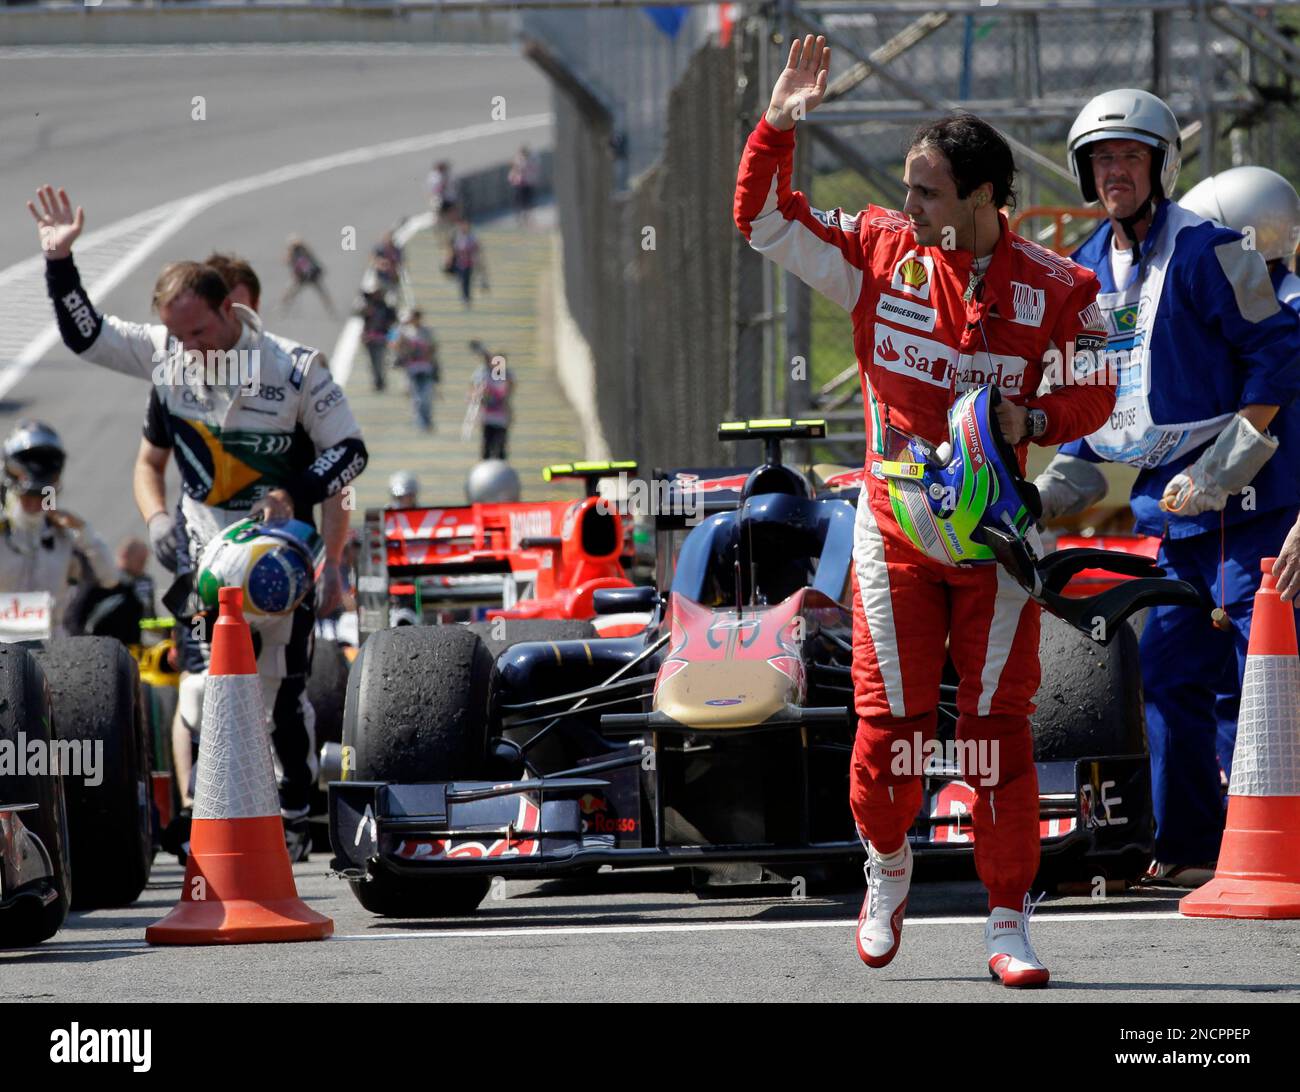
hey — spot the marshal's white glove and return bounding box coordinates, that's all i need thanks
[147,510,180,573]
[1161,414,1279,517]
[1032,453,1109,522]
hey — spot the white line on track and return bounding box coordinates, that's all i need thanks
[14,910,1191,953]
[329,318,364,389]
[0,113,552,400]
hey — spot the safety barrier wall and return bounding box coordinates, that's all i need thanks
[527,9,747,471]
[454,151,553,224]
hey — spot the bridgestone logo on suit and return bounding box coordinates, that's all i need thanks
[876,294,937,332]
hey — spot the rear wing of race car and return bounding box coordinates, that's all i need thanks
[652,420,830,530]
[355,470,642,640]
[542,460,639,497]
[356,503,536,639]
[718,417,827,464]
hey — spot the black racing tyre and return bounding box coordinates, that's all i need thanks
[352,868,494,918]
[465,620,596,660]
[309,637,351,848]
[34,638,152,909]
[1031,614,1149,892]
[1030,613,1145,760]
[342,626,494,916]
[308,636,349,754]
[140,680,180,821]
[0,646,71,948]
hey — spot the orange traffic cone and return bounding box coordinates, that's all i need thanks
[147,587,333,944]
[1181,557,1300,920]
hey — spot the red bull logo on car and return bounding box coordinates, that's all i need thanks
[394,796,541,859]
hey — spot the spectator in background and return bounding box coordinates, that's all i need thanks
[427,160,458,225]
[281,235,336,316]
[367,230,404,305]
[373,230,403,271]
[373,230,403,275]
[204,252,261,311]
[446,216,486,308]
[393,308,441,432]
[468,340,513,460]
[370,254,400,302]
[65,536,155,645]
[509,145,540,227]
[356,288,397,392]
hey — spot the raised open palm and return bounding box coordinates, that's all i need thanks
[27,185,85,260]
[766,35,830,131]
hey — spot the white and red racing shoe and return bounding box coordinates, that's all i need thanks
[855,840,912,968]
[985,894,1050,988]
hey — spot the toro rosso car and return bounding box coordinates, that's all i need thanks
[354,461,647,642]
[330,417,1199,917]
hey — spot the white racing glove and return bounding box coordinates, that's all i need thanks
[1032,453,1109,522]
[1161,414,1279,517]
[147,510,180,573]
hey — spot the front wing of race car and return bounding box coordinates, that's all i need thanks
[328,744,1151,881]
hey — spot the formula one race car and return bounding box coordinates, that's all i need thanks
[354,461,648,643]
[330,411,1200,917]
[1,616,153,947]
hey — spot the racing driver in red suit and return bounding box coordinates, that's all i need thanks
[735,36,1116,987]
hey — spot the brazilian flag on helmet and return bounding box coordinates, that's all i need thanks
[197,518,324,617]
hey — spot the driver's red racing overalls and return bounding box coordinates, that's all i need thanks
[735,118,1116,909]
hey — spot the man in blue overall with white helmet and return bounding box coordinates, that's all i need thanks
[1034,90,1300,887]
[1179,165,1300,784]
[1181,166,1300,315]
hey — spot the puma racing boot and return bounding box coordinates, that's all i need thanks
[856,840,912,968]
[986,894,1050,988]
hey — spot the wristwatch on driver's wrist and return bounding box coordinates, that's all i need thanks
[1026,407,1048,440]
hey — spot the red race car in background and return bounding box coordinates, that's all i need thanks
[354,461,653,642]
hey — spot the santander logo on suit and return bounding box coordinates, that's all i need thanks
[871,320,1027,394]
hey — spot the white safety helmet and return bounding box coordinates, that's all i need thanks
[388,470,419,506]
[1067,88,1182,204]
[465,460,521,504]
[1180,165,1300,263]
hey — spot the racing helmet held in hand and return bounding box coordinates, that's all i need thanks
[1068,88,1181,203]
[196,518,323,618]
[466,459,521,504]
[1180,165,1300,264]
[3,420,66,496]
[880,385,1041,566]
